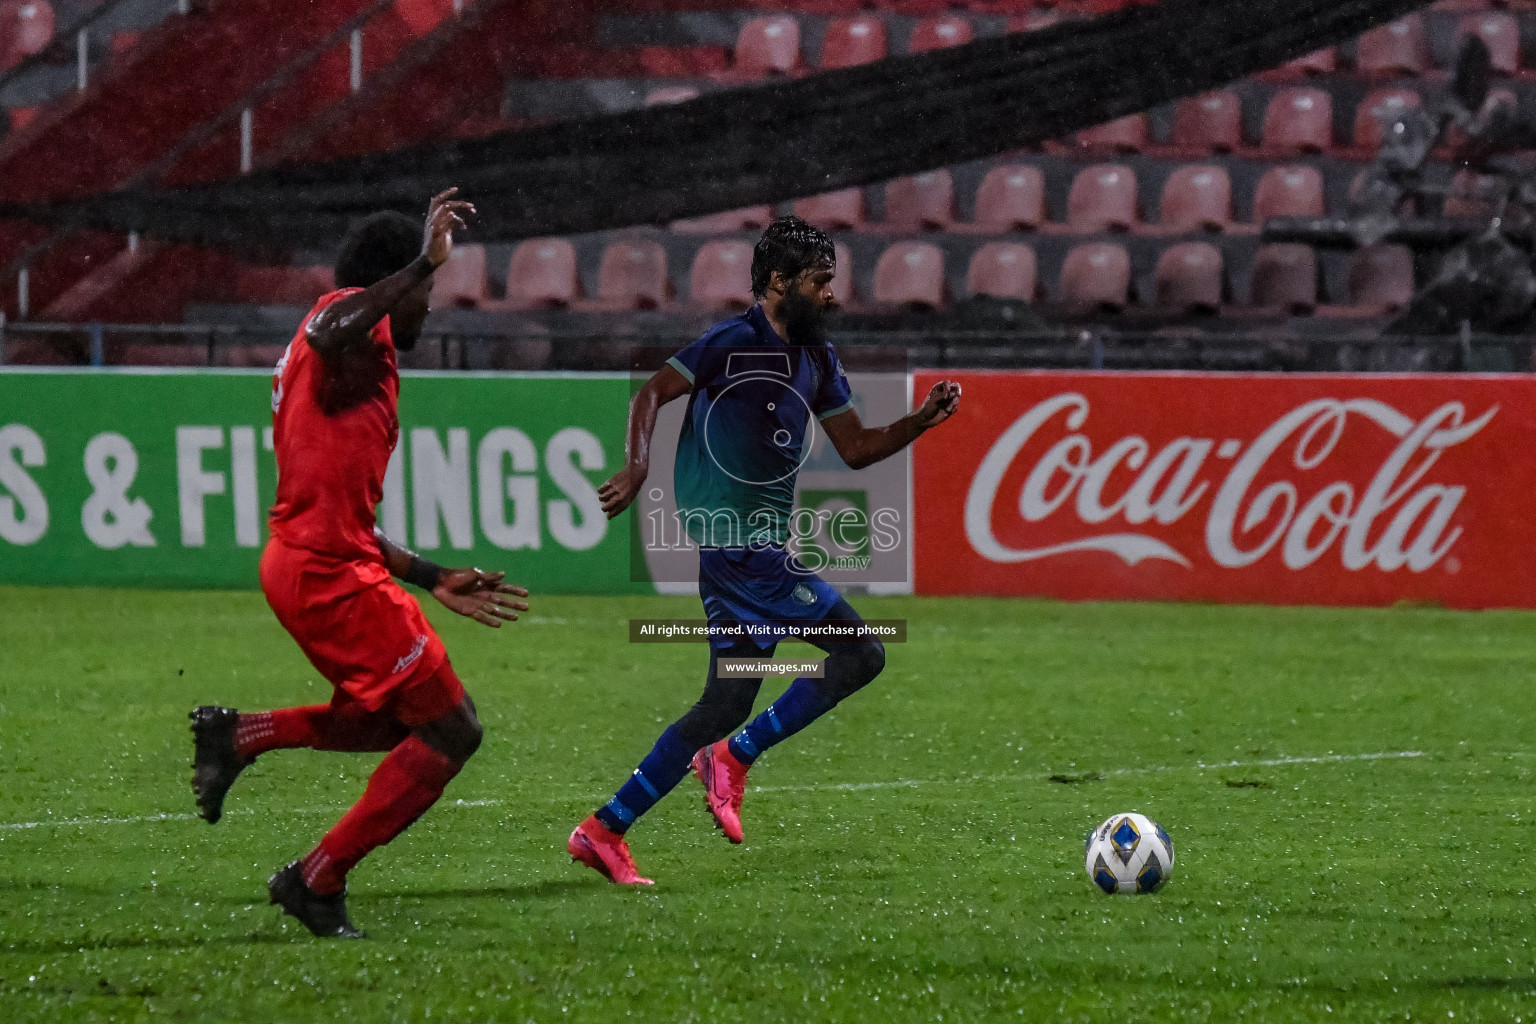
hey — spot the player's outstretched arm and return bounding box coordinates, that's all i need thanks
[304,188,476,361]
[373,527,530,628]
[598,363,692,519]
[821,379,962,471]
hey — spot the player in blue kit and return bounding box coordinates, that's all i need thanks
[568,216,962,884]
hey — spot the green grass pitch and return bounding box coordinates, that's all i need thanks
[1,585,1534,1022]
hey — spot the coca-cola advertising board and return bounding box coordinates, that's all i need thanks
[914,371,1536,608]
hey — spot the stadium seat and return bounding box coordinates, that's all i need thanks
[671,206,773,233]
[872,242,947,308]
[1154,243,1225,313]
[821,17,887,69]
[1355,15,1430,76]
[1441,167,1503,218]
[644,86,700,106]
[1456,13,1519,74]
[395,0,455,38]
[1346,244,1415,311]
[1253,165,1326,221]
[429,243,487,309]
[1072,113,1149,154]
[1059,242,1132,311]
[1170,91,1244,154]
[1249,243,1319,313]
[1003,11,1065,34]
[883,170,955,231]
[505,238,579,308]
[1158,165,1232,233]
[1259,46,1337,79]
[234,266,335,306]
[972,165,1046,232]
[1262,88,1333,155]
[689,240,755,310]
[1353,89,1422,151]
[909,16,974,52]
[1444,87,1517,152]
[0,0,53,70]
[1066,164,1139,233]
[832,241,856,306]
[965,242,1039,301]
[734,17,801,78]
[597,239,670,310]
[793,188,866,231]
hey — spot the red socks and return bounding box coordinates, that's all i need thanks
[234,705,409,760]
[300,735,460,895]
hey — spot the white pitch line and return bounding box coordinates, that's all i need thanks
[0,750,1424,833]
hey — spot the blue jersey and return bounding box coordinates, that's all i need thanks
[667,304,853,548]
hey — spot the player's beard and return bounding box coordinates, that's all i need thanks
[779,287,828,347]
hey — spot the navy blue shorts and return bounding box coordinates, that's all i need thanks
[699,545,842,650]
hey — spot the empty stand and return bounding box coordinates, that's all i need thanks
[873,242,946,308]
[883,170,955,231]
[689,240,755,310]
[794,188,866,231]
[1354,15,1430,76]
[1250,243,1319,312]
[672,206,773,233]
[597,239,670,309]
[1060,243,1132,311]
[1171,91,1244,154]
[1155,243,1225,312]
[1253,165,1327,221]
[832,241,855,306]
[972,165,1046,232]
[1158,165,1233,233]
[821,17,886,69]
[1263,88,1333,154]
[1072,113,1149,154]
[506,238,579,309]
[1067,164,1139,232]
[234,266,334,307]
[734,16,801,77]
[1456,13,1520,74]
[909,16,974,52]
[966,243,1038,301]
[0,0,53,70]
[1345,244,1415,312]
[1353,88,1422,150]
[429,244,488,309]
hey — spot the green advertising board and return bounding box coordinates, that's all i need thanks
[0,368,648,593]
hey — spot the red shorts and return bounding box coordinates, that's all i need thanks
[260,539,457,722]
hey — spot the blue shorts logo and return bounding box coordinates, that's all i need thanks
[792,583,817,605]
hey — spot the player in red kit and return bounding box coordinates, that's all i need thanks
[188,188,527,939]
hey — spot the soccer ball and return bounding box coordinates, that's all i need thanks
[1084,812,1174,894]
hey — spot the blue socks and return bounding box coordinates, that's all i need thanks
[595,725,695,834]
[727,677,835,766]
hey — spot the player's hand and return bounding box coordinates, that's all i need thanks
[916,380,961,429]
[423,188,476,269]
[431,568,529,628]
[598,464,647,519]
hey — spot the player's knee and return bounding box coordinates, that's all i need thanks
[823,639,885,702]
[677,692,754,747]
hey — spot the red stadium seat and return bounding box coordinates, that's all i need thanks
[1260,46,1337,79]
[1158,165,1232,233]
[734,17,801,78]
[644,86,700,106]
[506,238,579,309]
[1456,13,1520,74]
[821,17,887,69]
[429,243,487,309]
[909,16,974,52]
[395,0,455,38]
[883,170,955,231]
[671,206,773,234]
[597,239,671,310]
[965,242,1039,301]
[1353,89,1422,151]
[1444,87,1517,152]
[1171,91,1244,154]
[1072,113,1149,154]
[1355,15,1430,76]
[1262,88,1333,155]
[793,188,865,231]
[872,242,947,308]
[1059,242,1132,311]
[235,266,335,306]
[1253,165,1326,221]
[0,0,53,69]
[973,165,1046,232]
[1004,11,1065,34]
[832,241,856,306]
[1066,164,1139,233]
[1346,244,1415,311]
[1442,168,1504,218]
[689,240,755,310]
[1154,243,1225,313]
[1249,243,1319,313]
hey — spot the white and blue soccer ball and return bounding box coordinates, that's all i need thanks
[1084,812,1174,894]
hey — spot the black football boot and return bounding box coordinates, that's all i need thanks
[267,861,366,939]
[189,705,249,824]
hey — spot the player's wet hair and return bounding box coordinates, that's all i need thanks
[334,211,420,289]
[751,215,835,298]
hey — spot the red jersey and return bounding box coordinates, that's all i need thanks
[267,289,399,574]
